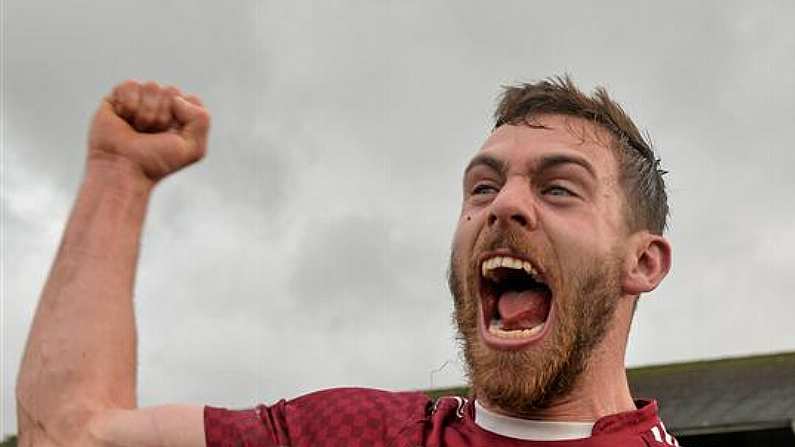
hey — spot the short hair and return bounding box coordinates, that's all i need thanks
[494,75,668,234]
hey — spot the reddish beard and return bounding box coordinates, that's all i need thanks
[448,243,621,417]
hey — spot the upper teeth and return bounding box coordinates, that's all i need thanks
[481,255,540,281]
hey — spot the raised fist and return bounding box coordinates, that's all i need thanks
[88,80,211,182]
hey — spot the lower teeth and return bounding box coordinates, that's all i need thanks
[488,320,544,338]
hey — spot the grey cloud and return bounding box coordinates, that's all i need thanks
[288,214,409,330]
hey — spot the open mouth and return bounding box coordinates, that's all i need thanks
[478,254,553,348]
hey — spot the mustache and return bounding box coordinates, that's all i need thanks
[476,229,539,263]
[472,229,554,283]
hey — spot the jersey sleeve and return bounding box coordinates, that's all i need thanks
[204,387,431,447]
[204,401,290,447]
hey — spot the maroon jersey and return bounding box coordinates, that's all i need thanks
[204,387,680,446]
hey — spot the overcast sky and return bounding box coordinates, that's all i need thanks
[3,0,795,437]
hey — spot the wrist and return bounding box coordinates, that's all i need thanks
[84,153,156,195]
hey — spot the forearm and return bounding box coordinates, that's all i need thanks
[17,79,211,446]
[17,157,154,442]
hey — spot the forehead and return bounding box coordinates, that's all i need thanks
[476,115,618,177]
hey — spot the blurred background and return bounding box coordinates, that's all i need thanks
[3,0,795,442]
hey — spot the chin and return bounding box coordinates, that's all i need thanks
[450,250,622,416]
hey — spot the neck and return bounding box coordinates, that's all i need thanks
[481,299,637,422]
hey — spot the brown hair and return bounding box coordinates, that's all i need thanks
[494,75,668,234]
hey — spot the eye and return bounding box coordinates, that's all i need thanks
[472,183,499,195]
[543,185,574,197]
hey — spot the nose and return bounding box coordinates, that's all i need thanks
[487,178,537,230]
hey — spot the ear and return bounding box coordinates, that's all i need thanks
[621,232,672,296]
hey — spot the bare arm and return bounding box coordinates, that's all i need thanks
[16,81,210,446]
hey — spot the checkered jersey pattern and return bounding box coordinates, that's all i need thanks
[206,388,681,446]
[205,387,430,447]
[205,404,282,446]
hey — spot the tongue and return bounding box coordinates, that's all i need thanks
[497,290,550,330]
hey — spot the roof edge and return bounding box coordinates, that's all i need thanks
[673,419,794,436]
[627,350,795,377]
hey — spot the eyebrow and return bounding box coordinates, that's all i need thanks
[463,153,597,179]
[535,154,597,179]
[464,154,507,177]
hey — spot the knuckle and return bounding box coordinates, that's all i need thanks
[155,99,173,123]
[115,80,140,100]
[163,85,182,97]
[121,87,140,106]
[119,79,140,90]
[111,80,138,108]
[141,92,158,108]
[196,109,211,123]
[156,105,171,120]
[140,84,160,107]
[194,114,211,131]
[185,94,203,106]
[141,80,160,93]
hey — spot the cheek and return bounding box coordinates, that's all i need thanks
[453,209,478,245]
[451,225,470,262]
[541,216,614,267]
[451,213,480,272]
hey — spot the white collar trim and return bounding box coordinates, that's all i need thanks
[474,400,595,441]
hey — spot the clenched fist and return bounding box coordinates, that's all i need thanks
[88,80,210,183]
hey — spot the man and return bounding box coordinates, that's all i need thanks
[16,76,677,446]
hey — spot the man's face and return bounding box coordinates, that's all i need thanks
[449,115,630,416]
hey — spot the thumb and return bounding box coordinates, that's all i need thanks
[172,95,211,143]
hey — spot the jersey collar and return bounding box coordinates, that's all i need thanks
[474,400,595,440]
[469,399,661,439]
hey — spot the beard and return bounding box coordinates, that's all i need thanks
[448,243,621,417]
